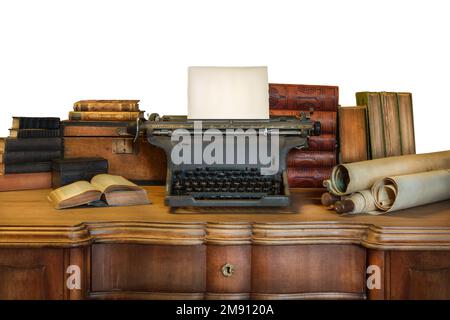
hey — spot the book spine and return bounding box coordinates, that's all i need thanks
[396,92,416,155]
[68,111,143,121]
[0,172,51,191]
[270,110,337,134]
[3,151,62,164]
[355,92,385,159]
[4,161,53,173]
[287,167,333,188]
[380,92,402,157]
[269,83,339,111]
[287,150,337,167]
[4,138,62,152]
[11,129,62,138]
[73,104,139,112]
[338,106,369,163]
[14,117,60,129]
[305,134,337,151]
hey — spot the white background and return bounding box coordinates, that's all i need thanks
[0,0,449,153]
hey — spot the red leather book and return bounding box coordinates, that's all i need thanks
[270,110,337,134]
[0,172,51,191]
[287,150,337,167]
[306,134,337,151]
[269,83,339,111]
[287,167,333,188]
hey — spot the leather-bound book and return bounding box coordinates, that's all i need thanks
[287,167,333,188]
[69,111,144,121]
[270,110,337,134]
[355,92,385,159]
[0,172,51,191]
[269,83,339,111]
[396,92,416,155]
[9,129,61,138]
[52,157,108,188]
[73,100,140,112]
[12,117,60,130]
[379,92,402,157]
[0,137,62,152]
[338,106,369,163]
[306,134,337,151]
[1,162,53,174]
[2,150,62,164]
[287,150,337,167]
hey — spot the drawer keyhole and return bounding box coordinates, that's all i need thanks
[221,263,235,277]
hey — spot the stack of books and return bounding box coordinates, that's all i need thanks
[269,83,339,188]
[0,117,62,191]
[69,100,143,121]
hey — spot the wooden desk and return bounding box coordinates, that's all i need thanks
[0,187,449,300]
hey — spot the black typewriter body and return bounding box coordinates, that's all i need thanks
[129,114,320,207]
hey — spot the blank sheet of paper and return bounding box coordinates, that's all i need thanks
[188,66,269,119]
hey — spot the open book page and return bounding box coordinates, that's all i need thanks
[47,181,101,209]
[90,174,141,193]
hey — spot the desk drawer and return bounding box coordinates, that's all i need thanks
[90,244,206,298]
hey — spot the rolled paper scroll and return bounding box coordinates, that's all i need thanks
[334,189,380,215]
[327,150,450,195]
[372,169,450,213]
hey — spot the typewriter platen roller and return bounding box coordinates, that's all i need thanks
[128,114,320,207]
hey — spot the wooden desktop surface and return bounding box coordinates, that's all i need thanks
[0,186,449,249]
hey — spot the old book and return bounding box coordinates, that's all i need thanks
[47,174,150,209]
[287,167,333,188]
[12,117,60,130]
[397,92,416,155]
[1,162,52,174]
[52,157,108,188]
[379,92,402,157]
[269,110,337,134]
[2,150,62,164]
[287,150,336,167]
[9,128,61,138]
[269,83,339,111]
[0,172,51,191]
[306,134,337,151]
[0,137,62,152]
[68,111,144,121]
[355,92,385,159]
[73,100,140,112]
[338,106,369,163]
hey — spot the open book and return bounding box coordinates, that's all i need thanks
[48,174,150,209]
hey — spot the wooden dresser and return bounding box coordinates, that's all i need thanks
[0,187,449,300]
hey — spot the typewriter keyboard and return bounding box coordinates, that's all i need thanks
[171,167,284,199]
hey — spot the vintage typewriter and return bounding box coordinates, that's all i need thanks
[128,113,320,207]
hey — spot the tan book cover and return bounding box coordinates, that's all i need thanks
[47,174,150,209]
[73,100,140,112]
[68,111,144,121]
[0,172,51,191]
[380,92,402,157]
[396,92,416,155]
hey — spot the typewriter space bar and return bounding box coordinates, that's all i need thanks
[189,192,267,199]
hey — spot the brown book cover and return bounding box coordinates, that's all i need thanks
[380,92,402,157]
[0,172,51,191]
[338,106,369,163]
[269,83,339,111]
[68,111,144,121]
[397,92,416,155]
[306,134,337,151]
[355,92,385,159]
[73,100,140,112]
[270,110,337,134]
[287,167,333,188]
[287,150,337,167]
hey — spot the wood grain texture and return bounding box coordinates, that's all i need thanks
[397,92,416,155]
[380,92,402,157]
[339,106,368,163]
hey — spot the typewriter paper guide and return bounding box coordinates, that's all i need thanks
[188,66,269,119]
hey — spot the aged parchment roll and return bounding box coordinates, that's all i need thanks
[372,169,450,213]
[327,150,450,195]
[334,190,380,215]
